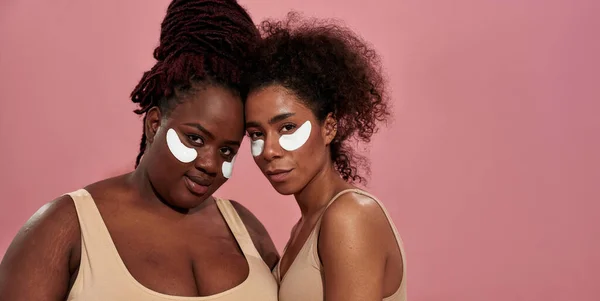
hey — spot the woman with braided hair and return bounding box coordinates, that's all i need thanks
[0,1,279,300]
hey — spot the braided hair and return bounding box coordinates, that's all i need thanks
[131,0,259,167]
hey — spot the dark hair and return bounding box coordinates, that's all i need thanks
[245,12,390,183]
[131,0,259,167]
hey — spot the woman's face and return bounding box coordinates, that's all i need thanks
[245,85,335,195]
[142,85,244,209]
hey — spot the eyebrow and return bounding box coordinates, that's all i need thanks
[224,140,241,147]
[246,112,296,128]
[184,122,214,140]
[183,122,241,147]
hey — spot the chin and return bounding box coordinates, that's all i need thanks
[271,182,301,196]
[167,189,211,210]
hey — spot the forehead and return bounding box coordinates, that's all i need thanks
[168,85,244,133]
[245,85,313,122]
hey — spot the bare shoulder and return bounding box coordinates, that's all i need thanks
[321,191,390,235]
[8,193,82,259]
[20,194,81,244]
[229,200,280,270]
[319,191,391,257]
[0,194,81,300]
[317,191,397,300]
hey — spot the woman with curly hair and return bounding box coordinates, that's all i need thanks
[244,12,407,301]
[0,1,279,300]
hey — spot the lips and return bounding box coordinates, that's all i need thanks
[265,169,293,183]
[184,175,212,195]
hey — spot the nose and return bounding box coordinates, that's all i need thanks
[193,147,218,177]
[262,134,283,162]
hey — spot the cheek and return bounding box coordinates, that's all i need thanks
[297,122,324,155]
[297,134,328,170]
[254,156,269,173]
[146,154,181,198]
[212,177,228,189]
[146,134,187,184]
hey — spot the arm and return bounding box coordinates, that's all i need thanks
[0,195,80,301]
[318,193,390,301]
[230,200,280,270]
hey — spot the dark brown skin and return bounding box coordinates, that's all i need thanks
[0,85,279,300]
[245,85,402,301]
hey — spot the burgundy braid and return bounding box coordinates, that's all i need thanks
[131,0,259,167]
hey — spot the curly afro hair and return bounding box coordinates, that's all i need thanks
[245,12,391,183]
[130,0,259,167]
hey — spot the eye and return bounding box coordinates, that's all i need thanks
[280,123,296,133]
[220,147,234,157]
[247,131,264,140]
[187,135,204,146]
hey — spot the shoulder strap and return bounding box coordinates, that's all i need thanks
[67,189,117,252]
[214,198,262,258]
[66,189,124,281]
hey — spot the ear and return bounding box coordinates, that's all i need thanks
[322,112,337,145]
[144,107,162,144]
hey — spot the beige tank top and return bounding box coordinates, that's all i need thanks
[274,189,407,301]
[66,189,278,301]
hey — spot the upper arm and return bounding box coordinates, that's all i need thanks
[0,195,81,301]
[230,200,280,270]
[318,193,389,301]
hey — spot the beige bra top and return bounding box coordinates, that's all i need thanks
[66,189,278,301]
[273,189,407,301]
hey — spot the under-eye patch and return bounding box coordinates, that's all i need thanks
[166,128,198,163]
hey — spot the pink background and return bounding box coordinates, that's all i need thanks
[1,0,599,300]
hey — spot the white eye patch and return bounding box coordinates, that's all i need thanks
[279,121,312,151]
[221,155,236,179]
[166,128,197,163]
[251,139,264,157]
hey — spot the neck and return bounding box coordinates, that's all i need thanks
[128,164,158,201]
[294,163,352,218]
[127,164,194,214]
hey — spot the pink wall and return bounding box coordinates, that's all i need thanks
[1,0,599,300]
